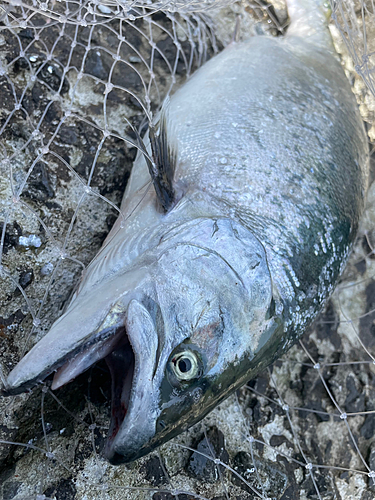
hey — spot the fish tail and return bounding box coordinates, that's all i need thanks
[286,0,334,49]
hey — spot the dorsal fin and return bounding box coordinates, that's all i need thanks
[144,98,177,213]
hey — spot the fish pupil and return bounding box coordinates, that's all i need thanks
[178,358,192,373]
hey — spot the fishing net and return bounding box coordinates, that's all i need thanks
[0,1,374,499]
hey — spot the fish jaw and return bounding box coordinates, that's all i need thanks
[3,265,152,395]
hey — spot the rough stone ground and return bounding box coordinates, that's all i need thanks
[0,1,375,499]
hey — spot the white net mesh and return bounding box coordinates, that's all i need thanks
[0,1,375,499]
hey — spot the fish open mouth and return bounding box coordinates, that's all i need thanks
[51,325,135,448]
[4,297,159,462]
[104,333,135,448]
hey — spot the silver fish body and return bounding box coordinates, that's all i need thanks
[3,1,369,463]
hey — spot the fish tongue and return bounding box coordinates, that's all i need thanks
[51,327,126,390]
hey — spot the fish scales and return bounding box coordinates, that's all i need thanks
[2,0,369,464]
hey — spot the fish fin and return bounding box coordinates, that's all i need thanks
[286,0,333,49]
[147,98,177,212]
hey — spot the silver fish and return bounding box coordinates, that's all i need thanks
[2,0,369,464]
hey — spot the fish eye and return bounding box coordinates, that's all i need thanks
[170,350,201,381]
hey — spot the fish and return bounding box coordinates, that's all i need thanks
[1,0,369,465]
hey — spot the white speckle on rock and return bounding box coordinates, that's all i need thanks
[40,262,54,276]
[19,235,42,248]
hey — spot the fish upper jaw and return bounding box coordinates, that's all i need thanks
[2,265,152,396]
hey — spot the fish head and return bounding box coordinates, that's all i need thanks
[3,217,277,464]
[105,218,276,463]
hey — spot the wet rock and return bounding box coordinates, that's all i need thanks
[57,126,78,146]
[0,222,23,255]
[187,427,229,482]
[359,281,375,351]
[269,434,293,448]
[280,483,301,500]
[84,50,110,80]
[345,373,365,413]
[44,477,77,500]
[361,414,375,439]
[18,269,34,289]
[38,63,70,94]
[314,300,341,350]
[155,37,192,76]
[300,471,332,500]
[22,162,55,203]
[0,310,26,332]
[298,397,330,423]
[153,494,195,500]
[140,455,168,486]
[0,424,18,466]
[13,268,34,298]
[355,258,367,275]
[2,480,20,500]
[232,450,289,498]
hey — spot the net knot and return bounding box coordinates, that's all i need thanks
[104,82,113,94]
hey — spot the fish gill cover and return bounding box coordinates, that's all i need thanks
[0,0,374,498]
